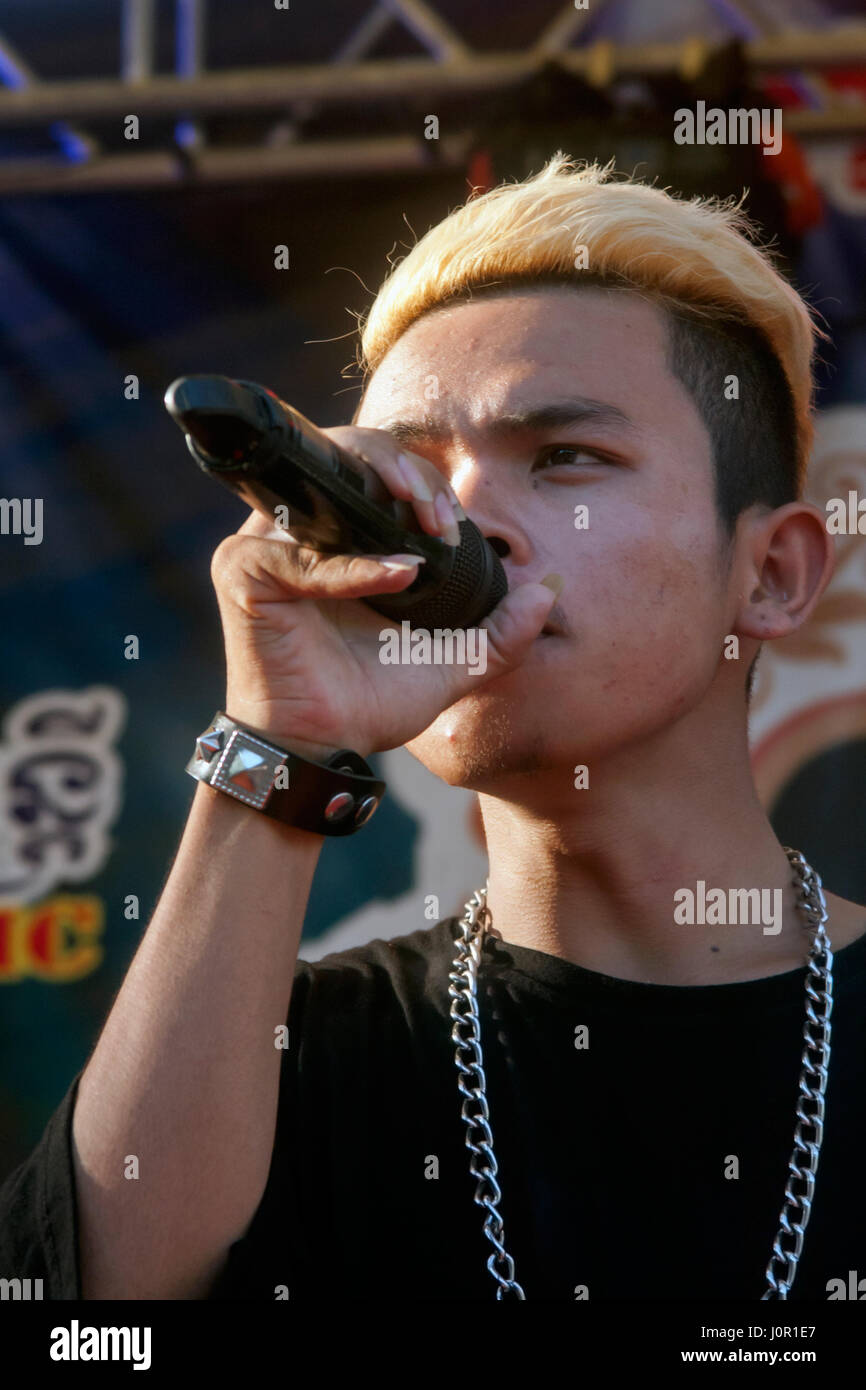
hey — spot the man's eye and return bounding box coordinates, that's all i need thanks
[535,446,602,469]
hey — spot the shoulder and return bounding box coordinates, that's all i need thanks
[292,917,460,1017]
[822,890,866,952]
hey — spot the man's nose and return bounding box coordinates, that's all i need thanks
[484,534,510,558]
[449,468,515,562]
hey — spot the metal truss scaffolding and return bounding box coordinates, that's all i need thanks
[0,0,865,194]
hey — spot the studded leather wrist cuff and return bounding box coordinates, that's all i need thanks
[186,712,385,836]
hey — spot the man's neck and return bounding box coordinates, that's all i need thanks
[479,728,823,988]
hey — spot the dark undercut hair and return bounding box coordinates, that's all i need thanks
[662,299,796,710]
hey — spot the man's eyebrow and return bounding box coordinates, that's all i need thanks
[378,397,637,445]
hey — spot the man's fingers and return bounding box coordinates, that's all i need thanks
[326,426,462,547]
[236,509,286,539]
[475,581,560,675]
[233,424,463,549]
[403,581,559,709]
[211,533,425,613]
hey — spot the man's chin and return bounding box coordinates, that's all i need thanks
[405,712,553,789]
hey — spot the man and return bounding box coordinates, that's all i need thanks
[2,154,865,1302]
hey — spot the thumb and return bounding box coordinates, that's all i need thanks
[453,575,563,686]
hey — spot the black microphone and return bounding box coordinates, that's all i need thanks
[164,374,507,631]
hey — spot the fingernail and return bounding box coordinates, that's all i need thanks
[397,453,433,503]
[434,491,461,546]
[378,553,427,571]
[540,573,563,596]
[446,485,466,519]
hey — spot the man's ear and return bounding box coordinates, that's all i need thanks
[733,502,836,646]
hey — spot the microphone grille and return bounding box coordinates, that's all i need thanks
[371,517,507,629]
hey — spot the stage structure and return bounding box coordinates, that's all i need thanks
[0,0,864,193]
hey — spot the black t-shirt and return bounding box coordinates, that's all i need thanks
[2,917,865,1301]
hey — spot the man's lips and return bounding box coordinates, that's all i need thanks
[540,602,566,638]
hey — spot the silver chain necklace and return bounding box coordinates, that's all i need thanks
[448,845,834,1301]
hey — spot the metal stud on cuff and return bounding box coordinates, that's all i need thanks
[354,795,379,826]
[211,729,289,810]
[324,791,355,822]
[187,713,385,835]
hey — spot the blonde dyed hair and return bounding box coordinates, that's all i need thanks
[358,153,823,490]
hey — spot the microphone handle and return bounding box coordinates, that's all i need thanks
[184,379,507,629]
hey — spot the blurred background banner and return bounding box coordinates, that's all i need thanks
[2,0,866,1170]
